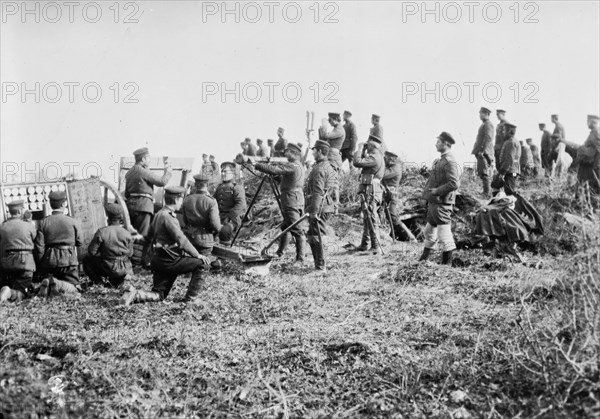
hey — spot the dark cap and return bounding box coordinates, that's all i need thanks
[133,147,149,157]
[368,134,382,144]
[209,155,215,159]
[343,110,352,116]
[551,114,558,118]
[104,203,123,219]
[504,122,517,129]
[480,107,491,114]
[220,161,236,171]
[526,138,533,142]
[164,185,185,196]
[588,115,600,121]
[496,109,506,114]
[244,137,251,142]
[328,112,341,120]
[7,200,24,210]
[257,138,263,143]
[267,139,274,144]
[193,173,210,183]
[372,114,380,119]
[312,139,330,151]
[384,151,398,158]
[538,123,546,127]
[437,131,455,145]
[286,143,302,154]
[202,153,208,157]
[49,190,67,202]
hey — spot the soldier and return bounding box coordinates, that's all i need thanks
[182,174,222,254]
[472,107,495,197]
[0,200,37,303]
[319,112,346,213]
[250,143,306,262]
[381,151,404,239]
[369,114,387,152]
[82,203,133,289]
[267,139,275,157]
[552,114,566,141]
[201,154,210,174]
[539,123,553,175]
[273,127,288,157]
[304,140,336,270]
[520,140,535,177]
[341,110,358,168]
[496,122,521,195]
[419,132,460,266]
[125,147,172,236]
[256,139,270,157]
[35,190,82,296]
[209,155,219,173]
[575,115,600,193]
[244,138,257,156]
[214,162,247,246]
[353,135,386,254]
[494,109,507,166]
[526,138,542,178]
[120,186,212,306]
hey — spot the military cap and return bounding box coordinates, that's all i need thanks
[587,115,600,121]
[480,107,491,114]
[538,123,546,127]
[372,114,380,119]
[48,190,67,202]
[526,138,533,142]
[437,131,455,145]
[133,147,149,157]
[220,161,236,171]
[278,127,284,132]
[7,199,24,210]
[104,203,123,219]
[312,139,330,151]
[244,137,251,142]
[193,173,211,183]
[384,151,398,158]
[328,112,341,120]
[504,122,517,129]
[496,109,506,114]
[343,110,352,116]
[202,153,208,157]
[368,134,382,144]
[257,138,263,144]
[164,185,185,196]
[286,143,302,154]
[551,114,558,118]
[267,139,274,144]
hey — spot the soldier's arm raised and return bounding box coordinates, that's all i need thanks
[254,162,294,176]
[141,165,172,187]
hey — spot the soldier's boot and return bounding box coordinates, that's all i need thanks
[0,286,11,303]
[183,270,205,306]
[275,233,290,258]
[419,247,432,262]
[38,277,51,297]
[294,234,306,263]
[370,227,381,255]
[308,235,326,271]
[442,251,454,266]
[482,178,491,198]
[50,278,79,295]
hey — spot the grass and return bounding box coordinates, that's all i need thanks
[1,171,599,418]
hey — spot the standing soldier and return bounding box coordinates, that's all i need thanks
[527,138,542,178]
[496,122,521,195]
[35,190,82,296]
[575,115,600,193]
[494,109,507,166]
[353,135,386,254]
[201,154,211,174]
[304,140,336,271]
[341,110,358,169]
[214,162,247,246]
[82,203,134,289]
[472,107,495,197]
[256,139,270,157]
[120,186,212,306]
[552,114,566,141]
[318,112,345,213]
[267,139,275,157]
[539,123,553,175]
[370,114,387,152]
[0,200,37,303]
[125,147,172,236]
[273,127,288,157]
[250,143,305,262]
[381,151,404,239]
[520,140,535,177]
[244,138,257,156]
[209,155,219,174]
[419,132,460,266]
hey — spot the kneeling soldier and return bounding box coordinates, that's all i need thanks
[83,203,133,289]
[35,190,82,296]
[305,140,336,270]
[0,200,37,303]
[214,162,246,246]
[419,132,460,266]
[120,186,211,305]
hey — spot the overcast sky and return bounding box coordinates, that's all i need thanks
[1,0,599,182]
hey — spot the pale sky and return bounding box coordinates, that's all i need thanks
[1,0,599,182]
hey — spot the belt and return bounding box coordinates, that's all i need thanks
[48,244,75,249]
[5,249,33,254]
[129,193,154,199]
[154,243,178,250]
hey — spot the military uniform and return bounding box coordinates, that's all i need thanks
[0,202,37,300]
[181,188,222,252]
[520,143,535,177]
[214,180,246,245]
[553,120,566,141]
[530,142,542,177]
[244,142,257,156]
[305,140,337,270]
[472,111,494,196]
[318,122,345,171]
[540,128,553,174]
[421,132,460,264]
[494,120,506,168]
[255,146,306,260]
[274,137,288,157]
[497,128,521,195]
[576,119,600,192]
[381,157,404,237]
[341,118,357,164]
[125,149,172,236]
[353,136,385,252]
[83,204,133,288]
[257,142,270,158]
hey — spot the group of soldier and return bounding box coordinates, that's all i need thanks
[472,108,600,197]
